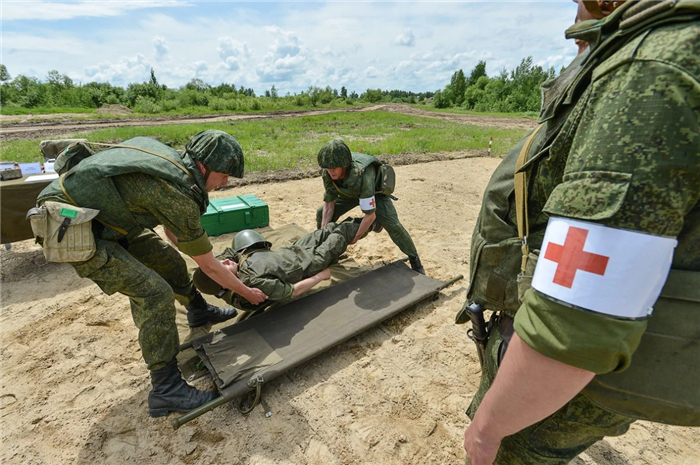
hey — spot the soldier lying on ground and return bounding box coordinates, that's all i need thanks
[193,218,380,311]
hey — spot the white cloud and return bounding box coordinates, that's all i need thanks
[2,1,191,21]
[84,54,152,87]
[153,36,170,61]
[393,29,416,47]
[217,38,250,71]
[256,26,308,82]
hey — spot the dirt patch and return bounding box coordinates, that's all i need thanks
[0,104,537,142]
[95,104,134,115]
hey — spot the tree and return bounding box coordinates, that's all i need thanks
[450,69,467,106]
[270,85,278,99]
[0,64,11,82]
[340,86,347,99]
[467,61,487,88]
[150,68,159,87]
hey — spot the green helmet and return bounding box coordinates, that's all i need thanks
[317,139,352,169]
[233,229,272,254]
[186,129,245,178]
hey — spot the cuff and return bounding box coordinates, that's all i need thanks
[178,232,213,257]
[514,289,648,374]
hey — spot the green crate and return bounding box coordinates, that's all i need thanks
[200,194,269,236]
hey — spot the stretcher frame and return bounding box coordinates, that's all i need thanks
[172,260,462,429]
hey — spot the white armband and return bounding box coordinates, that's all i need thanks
[359,196,376,211]
[532,217,676,319]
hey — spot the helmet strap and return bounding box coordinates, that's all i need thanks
[196,160,212,182]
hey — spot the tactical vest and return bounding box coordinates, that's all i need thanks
[38,137,208,238]
[326,152,383,198]
[465,0,700,426]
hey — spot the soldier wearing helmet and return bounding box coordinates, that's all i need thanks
[316,139,425,274]
[463,0,700,463]
[192,219,365,310]
[35,129,267,419]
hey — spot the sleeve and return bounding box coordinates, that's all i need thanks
[359,164,378,214]
[515,51,700,373]
[246,276,294,302]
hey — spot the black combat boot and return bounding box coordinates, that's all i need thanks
[148,359,218,417]
[185,291,238,328]
[409,255,425,275]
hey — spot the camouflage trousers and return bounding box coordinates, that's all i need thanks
[315,194,418,257]
[71,228,196,371]
[465,314,636,465]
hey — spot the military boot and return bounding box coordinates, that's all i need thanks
[186,291,238,328]
[409,255,425,275]
[148,359,218,417]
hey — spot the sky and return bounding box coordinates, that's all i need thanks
[1,1,581,95]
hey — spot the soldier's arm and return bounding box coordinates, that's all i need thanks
[464,334,595,465]
[292,269,331,297]
[350,212,375,245]
[321,201,335,228]
[192,252,267,305]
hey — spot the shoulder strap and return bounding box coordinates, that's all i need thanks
[514,124,544,273]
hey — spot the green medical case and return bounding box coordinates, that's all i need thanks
[200,195,269,236]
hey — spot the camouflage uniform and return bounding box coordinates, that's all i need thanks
[467,10,700,465]
[316,152,418,258]
[37,135,226,371]
[194,221,360,310]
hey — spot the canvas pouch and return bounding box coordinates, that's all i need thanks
[28,201,100,262]
[376,163,396,195]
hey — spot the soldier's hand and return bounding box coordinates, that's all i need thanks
[464,422,500,465]
[243,287,267,305]
[317,269,331,281]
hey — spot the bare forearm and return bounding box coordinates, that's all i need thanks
[292,274,324,297]
[352,212,376,244]
[164,227,178,246]
[470,333,595,441]
[321,202,335,228]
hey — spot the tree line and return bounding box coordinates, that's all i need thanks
[433,57,557,113]
[0,58,555,114]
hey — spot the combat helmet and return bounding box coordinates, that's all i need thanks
[317,140,352,169]
[186,130,245,178]
[233,230,272,254]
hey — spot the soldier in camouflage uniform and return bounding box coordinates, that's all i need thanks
[193,219,362,310]
[316,139,425,274]
[464,1,700,464]
[36,130,268,418]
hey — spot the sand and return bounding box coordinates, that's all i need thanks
[1,157,698,465]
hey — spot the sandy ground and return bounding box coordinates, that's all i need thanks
[1,155,699,465]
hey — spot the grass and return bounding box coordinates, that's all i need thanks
[1,110,529,169]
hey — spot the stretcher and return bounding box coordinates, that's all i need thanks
[172,259,462,429]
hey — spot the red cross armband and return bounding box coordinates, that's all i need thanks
[359,196,376,211]
[531,217,677,320]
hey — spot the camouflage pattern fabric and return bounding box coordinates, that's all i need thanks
[194,221,360,309]
[185,129,244,178]
[466,10,700,464]
[317,139,352,168]
[316,195,418,258]
[466,318,635,465]
[318,152,418,257]
[71,229,196,371]
[36,142,215,371]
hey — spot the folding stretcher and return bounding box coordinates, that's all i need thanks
[172,260,462,429]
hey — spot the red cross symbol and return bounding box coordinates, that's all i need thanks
[369,198,376,208]
[544,226,609,288]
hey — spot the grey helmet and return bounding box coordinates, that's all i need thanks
[186,129,245,178]
[317,139,352,169]
[233,230,272,254]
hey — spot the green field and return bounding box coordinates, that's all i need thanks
[1,110,530,169]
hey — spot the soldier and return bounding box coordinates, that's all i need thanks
[34,130,267,418]
[193,219,363,310]
[463,1,700,464]
[316,139,425,274]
